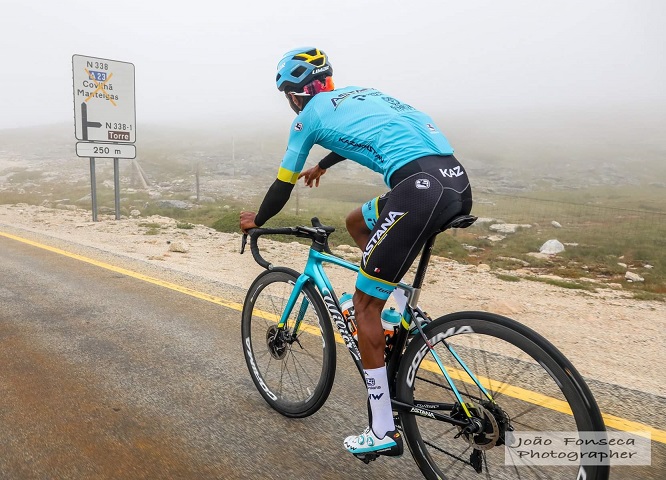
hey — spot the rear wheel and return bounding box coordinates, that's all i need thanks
[241,268,336,417]
[396,311,609,480]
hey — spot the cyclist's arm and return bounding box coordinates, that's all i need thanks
[254,116,318,226]
[318,151,346,169]
[254,179,294,226]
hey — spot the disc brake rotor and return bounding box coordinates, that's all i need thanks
[457,403,500,451]
[266,325,288,360]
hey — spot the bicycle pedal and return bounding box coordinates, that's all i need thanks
[354,453,379,464]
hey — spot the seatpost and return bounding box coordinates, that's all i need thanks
[412,234,437,289]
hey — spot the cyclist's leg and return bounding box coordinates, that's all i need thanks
[345,192,389,250]
[346,159,472,457]
[346,174,449,457]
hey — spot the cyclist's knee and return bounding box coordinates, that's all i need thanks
[346,208,370,249]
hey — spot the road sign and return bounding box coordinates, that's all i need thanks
[76,142,136,159]
[72,55,136,143]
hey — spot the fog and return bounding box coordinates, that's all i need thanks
[1,0,664,134]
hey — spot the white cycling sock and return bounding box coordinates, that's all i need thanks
[365,367,395,438]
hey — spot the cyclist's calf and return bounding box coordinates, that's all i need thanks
[353,290,387,370]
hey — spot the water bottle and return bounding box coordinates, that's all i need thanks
[381,307,401,355]
[381,307,401,338]
[339,292,357,339]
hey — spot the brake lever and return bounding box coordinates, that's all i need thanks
[240,233,248,254]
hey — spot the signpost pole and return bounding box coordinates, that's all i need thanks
[113,158,121,220]
[90,157,98,222]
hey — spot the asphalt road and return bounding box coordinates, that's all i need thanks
[0,233,664,479]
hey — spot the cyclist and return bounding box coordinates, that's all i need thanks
[240,47,472,460]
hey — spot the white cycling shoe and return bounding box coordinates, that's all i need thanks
[344,426,403,461]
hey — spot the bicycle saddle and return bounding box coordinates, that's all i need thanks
[440,214,477,232]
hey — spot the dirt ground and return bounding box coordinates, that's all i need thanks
[0,203,663,397]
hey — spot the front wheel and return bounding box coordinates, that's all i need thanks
[241,268,336,418]
[396,311,609,480]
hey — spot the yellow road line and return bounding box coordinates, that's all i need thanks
[2,229,665,445]
[0,230,242,311]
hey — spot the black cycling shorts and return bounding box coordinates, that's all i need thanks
[356,155,472,300]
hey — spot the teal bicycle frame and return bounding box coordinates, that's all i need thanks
[273,238,494,417]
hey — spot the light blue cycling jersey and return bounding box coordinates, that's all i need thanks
[276,86,454,187]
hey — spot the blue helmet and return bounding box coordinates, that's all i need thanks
[276,47,333,92]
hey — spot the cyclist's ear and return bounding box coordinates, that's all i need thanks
[286,92,304,114]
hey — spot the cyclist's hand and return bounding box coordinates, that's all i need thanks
[240,211,258,233]
[298,165,326,188]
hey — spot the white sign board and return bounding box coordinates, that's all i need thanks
[72,55,136,143]
[76,142,136,159]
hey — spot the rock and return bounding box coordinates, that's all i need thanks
[487,235,505,242]
[489,223,532,234]
[551,221,562,228]
[617,262,627,269]
[168,241,189,253]
[644,264,654,269]
[130,209,141,217]
[625,271,644,282]
[539,239,565,255]
[476,264,491,272]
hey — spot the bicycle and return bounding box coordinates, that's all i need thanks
[240,215,610,480]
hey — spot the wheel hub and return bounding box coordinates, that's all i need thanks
[456,403,500,451]
[266,325,289,360]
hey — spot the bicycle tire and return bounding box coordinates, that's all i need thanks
[396,311,609,480]
[241,267,336,418]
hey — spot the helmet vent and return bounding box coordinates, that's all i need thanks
[291,66,307,78]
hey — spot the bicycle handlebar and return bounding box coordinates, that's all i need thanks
[240,217,335,270]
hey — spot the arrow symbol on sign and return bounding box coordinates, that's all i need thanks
[80,102,102,140]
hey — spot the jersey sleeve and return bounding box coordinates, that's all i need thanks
[254,112,319,226]
[276,114,318,184]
